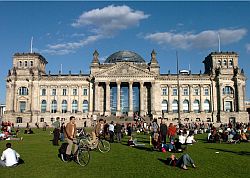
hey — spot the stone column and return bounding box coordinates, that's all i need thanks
[199,85,204,112]
[168,85,172,112]
[179,85,183,112]
[105,82,111,116]
[128,81,133,117]
[237,83,244,112]
[116,81,121,116]
[219,84,223,111]
[94,82,99,112]
[151,82,155,115]
[189,85,193,112]
[210,84,213,112]
[89,83,93,114]
[140,82,144,116]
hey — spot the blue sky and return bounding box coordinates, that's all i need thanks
[1,1,250,104]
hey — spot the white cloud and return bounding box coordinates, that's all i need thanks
[72,5,149,36]
[43,5,149,55]
[246,43,250,53]
[144,28,247,50]
[44,35,101,55]
[71,33,85,37]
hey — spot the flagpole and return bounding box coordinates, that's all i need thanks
[30,36,33,53]
[217,33,221,52]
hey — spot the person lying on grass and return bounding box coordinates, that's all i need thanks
[167,153,196,170]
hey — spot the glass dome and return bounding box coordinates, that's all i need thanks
[104,51,145,63]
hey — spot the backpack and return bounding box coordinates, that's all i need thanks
[59,143,68,154]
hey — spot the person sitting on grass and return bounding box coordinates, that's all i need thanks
[174,138,186,153]
[168,153,196,170]
[0,143,21,167]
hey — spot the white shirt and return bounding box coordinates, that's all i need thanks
[186,135,194,144]
[109,124,114,132]
[179,135,186,144]
[1,148,20,166]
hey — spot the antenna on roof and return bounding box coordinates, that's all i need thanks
[30,36,33,53]
[217,32,221,52]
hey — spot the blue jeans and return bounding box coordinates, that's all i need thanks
[177,154,194,167]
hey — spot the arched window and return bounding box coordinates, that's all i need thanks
[19,87,28,95]
[172,100,178,113]
[224,86,234,94]
[229,59,233,67]
[183,100,189,113]
[30,61,33,67]
[217,60,221,66]
[223,60,227,66]
[19,61,22,67]
[62,100,67,113]
[204,100,210,113]
[82,100,89,113]
[161,100,168,113]
[193,100,200,113]
[51,100,57,113]
[41,100,47,113]
[24,61,28,67]
[72,100,78,113]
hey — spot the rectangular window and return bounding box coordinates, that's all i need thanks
[194,88,199,96]
[83,88,88,96]
[225,101,232,112]
[162,88,167,96]
[52,89,56,96]
[40,118,44,122]
[62,89,67,96]
[73,88,77,96]
[19,101,26,113]
[41,89,46,96]
[204,88,209,96]
[183,88,189,96]
[173,88,178,96]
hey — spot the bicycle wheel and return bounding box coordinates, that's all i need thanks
[97,140,110,153]
[76,146,90,167]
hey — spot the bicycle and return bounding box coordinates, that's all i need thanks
[78,129,111,153]
[59,137,90,167]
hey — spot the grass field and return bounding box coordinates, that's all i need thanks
[0,128,249,178]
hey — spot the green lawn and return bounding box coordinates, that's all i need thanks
[0,129,249,178]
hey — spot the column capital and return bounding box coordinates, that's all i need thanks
[140,81,144,86]
[106,81,110,85]
[116,81,121,85]
[129,81,133,85]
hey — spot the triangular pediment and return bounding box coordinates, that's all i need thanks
[95,63,157,77]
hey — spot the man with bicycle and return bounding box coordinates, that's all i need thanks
[64,116,78,160]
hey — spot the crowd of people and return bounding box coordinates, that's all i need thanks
[1,116,250,169]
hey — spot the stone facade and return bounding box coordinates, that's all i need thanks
[3,50,249,127]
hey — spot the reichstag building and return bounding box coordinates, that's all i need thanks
[4,50,248,126]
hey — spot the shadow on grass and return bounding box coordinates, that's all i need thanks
[121,143,153,152]
[207,148,250,156]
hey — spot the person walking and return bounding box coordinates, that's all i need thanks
[160,120,168,144]
[116,122,122,143]
[109,121,115,143]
